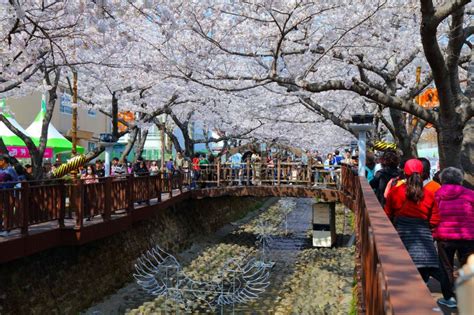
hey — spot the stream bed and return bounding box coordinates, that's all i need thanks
[85,198,354,314]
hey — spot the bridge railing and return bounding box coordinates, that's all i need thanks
[0,161,341,235]
[196,161,341,188]
[341,165,439,314]
[1,179,66,233]
[0,172,184,233]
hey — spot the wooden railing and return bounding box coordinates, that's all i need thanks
[0,163,341,235]
[195,161,341,188]
[0,179,66,234]
[341,165,439,314]
[0,173,183,234]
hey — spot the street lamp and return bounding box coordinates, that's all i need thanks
[349,114,375,177]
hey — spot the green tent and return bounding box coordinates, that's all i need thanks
[0,98,31,146]
[26,96,84,154]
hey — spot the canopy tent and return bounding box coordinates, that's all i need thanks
[26,97,84,154]
[0,110,29,147]
[0,98,54,158]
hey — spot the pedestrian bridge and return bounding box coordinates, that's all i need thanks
[0,164,439,314]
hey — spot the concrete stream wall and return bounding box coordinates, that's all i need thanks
[0,196,268,315]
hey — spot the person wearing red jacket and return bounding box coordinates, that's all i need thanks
[384,159,441,283]
[190,154,201,189]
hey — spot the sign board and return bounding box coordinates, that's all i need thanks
[312,203,336,247]
[7,146,53,158]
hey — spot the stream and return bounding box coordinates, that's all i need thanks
[84,198,354,314]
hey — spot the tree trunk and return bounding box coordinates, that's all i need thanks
[460,118,473,188]
[31,154,44,179]
[182,129,194,157]
[397,138,419,162]
[134,129,148,161]
[120,128,138,163]
[0,137,8,155]
[437,115,464,171]
[111,93,119,140]
[167,129,182,153]
[388,109,419,160]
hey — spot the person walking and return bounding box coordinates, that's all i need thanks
[111,158,126,177]
[419,157,441,194]
[230,151,243,185]
[251,152,262,186]
[190,154,201,189]
[0,155,18,188]
[332,149,343,166]
[370,150,401,207]
[174,151,185,173]
[81,165,99,184]
[365,152,376,183]
[323,153,334,184]
[149,161,160,175]
[342,150,353,165]
[134,159,148,176]
[384,159,441,284]
[80,165,99,220]
[95,160,105,178]
[183,157,191,187]
[433,167,474,308]
[166,158,175,176]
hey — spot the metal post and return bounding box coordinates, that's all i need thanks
[104,177,112,221]
[358,130,367,177]
[349,122,375,178]
[217,159,221,187]
[104,146,112,177]
[21,182,30,235]
[277,159,281,185]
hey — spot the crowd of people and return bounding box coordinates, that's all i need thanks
[0,148,354,189]
[366,150,473,309]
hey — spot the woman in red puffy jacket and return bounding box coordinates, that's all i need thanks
[384,159,440,283]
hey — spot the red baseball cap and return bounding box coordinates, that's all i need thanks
[404,159,423,176]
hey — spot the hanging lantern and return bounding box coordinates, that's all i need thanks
[414,88,439,129]
[373,140,397,152]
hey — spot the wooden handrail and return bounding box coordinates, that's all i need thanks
[341,165,439,314]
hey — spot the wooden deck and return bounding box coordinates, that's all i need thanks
[0,189,187,263]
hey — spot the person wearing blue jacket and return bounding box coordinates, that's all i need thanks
[0,155,18,189]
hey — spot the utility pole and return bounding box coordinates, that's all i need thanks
[72,70,78,157]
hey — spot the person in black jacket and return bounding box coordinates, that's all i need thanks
[134,158,148,176]
[370,150,401,207]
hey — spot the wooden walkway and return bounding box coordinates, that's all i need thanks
[0,190,179,244]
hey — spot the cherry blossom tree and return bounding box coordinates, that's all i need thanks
[145,0,471,176]
[0,0,141,177]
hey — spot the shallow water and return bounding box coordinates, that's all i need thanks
[84,198,354,314]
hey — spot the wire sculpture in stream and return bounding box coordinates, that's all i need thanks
[133,217,281,313]
[134,243,272,312]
